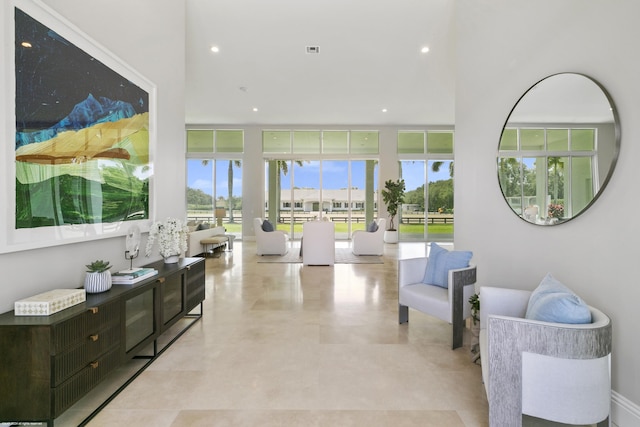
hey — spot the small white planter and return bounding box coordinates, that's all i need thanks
[164,254,180,264]
[384,230,399,243]
[84,271,112,294]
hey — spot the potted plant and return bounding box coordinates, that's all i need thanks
[145,217,188,263]
[548,203,564,219]
[468,293,481,362]
[469,293,480,325]
[381,178,405,243]
[84,260,112,294]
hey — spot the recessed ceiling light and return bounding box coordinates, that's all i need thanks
[420,46,430,53]
[252,107,258,112]
[382,108,388,113]
[210,46,220,53]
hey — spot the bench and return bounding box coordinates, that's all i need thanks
[200,235,229,254]
[186,224,226,256]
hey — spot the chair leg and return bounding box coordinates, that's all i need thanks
[399,304,408,324]
[452,315,463,350]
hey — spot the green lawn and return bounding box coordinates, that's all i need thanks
[220,221,453,237]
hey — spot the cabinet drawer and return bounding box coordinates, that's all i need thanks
[52,322,121,386]
[52,300,120,353]
[52,347,121,417]
[186,260,205,312]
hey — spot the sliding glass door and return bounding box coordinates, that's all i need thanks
[186,129,244,237]
[265,159,378,240]
[398,130,455,242]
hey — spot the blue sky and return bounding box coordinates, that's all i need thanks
[187,159,452,196]
[402,160,453,191]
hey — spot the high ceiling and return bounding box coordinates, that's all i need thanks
[185,0,456,126]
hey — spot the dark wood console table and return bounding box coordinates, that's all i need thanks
[0,257,205,426]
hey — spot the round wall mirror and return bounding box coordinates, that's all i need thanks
[497,73,620,225]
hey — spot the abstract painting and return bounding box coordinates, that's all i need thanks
[2,3,154,252]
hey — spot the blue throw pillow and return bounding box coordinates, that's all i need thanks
[423,243,472,288]
[423,243,447,285]
[525,273,592,324]
[262,219,274,232]
[367,220,378,232]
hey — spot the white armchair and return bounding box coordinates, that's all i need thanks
[351,218,385,255]
[479,286,612,427]
[253,218,288,256]
[398,257,476,349]
[302,220,335,265]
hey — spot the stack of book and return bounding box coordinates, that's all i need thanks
[111,267,158,284]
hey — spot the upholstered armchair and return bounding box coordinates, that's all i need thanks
[253,218,288,256]
[351,218,385,255]
[302,220,335,265]
[398,256,476,349]
[479,286,612,427]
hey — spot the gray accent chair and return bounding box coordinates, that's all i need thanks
[479,286,612,427]
[398,257,477,349]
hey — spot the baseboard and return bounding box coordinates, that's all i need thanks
[612,390,640,427]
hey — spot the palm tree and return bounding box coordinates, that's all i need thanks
[267,160,305,224]
[497,157,521,197]
[227,160,241,222]
[194,159,241,223]
[431,160,454,178]
[548,157,564,204]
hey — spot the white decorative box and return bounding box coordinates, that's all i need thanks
[14,289,86,316]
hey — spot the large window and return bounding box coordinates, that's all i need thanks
[185,127,457,242]
[398,130,454,242]
[263,130,378,239]
[186,129,243,236]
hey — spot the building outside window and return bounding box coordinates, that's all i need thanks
[263,130,379,240]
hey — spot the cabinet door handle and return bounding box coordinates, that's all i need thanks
[186,265,191,271]
[90,361,99,369]
[157,277,165,284]
[89,307,99,314]
[89,334,99,342]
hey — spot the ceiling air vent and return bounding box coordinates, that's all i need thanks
[306,46,320,54]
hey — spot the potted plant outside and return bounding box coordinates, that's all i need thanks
[84,260,112,294]
[381,178,405,243]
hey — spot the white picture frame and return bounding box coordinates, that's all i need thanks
[1,0,156,254]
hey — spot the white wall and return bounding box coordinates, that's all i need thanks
[454,0,640,418]
[0,0,185,313]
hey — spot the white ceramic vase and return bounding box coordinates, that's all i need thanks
[164,254,180,264]
[383,230,398,243]
[84,271,112,293]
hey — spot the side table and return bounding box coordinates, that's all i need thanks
[226,234,236,250]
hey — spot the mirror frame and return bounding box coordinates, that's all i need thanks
[497,72,620,225]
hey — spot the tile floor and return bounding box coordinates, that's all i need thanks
[54,241,593,426]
